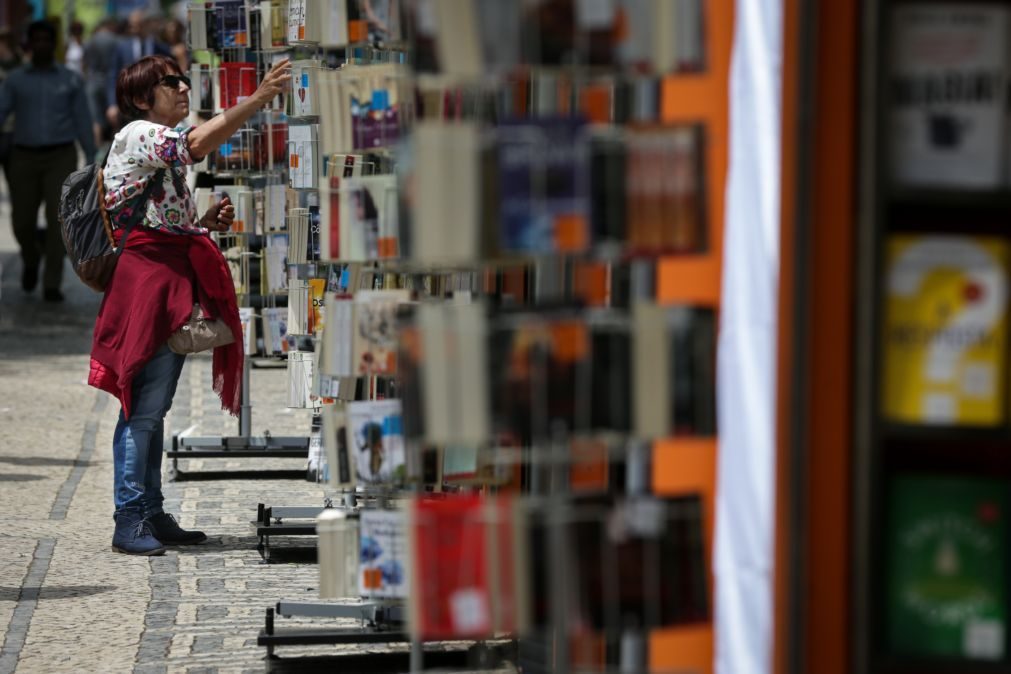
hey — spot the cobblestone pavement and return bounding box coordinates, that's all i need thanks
[0,202,404,673]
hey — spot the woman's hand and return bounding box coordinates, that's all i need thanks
[200,196,234,232]
[255,59,292,105]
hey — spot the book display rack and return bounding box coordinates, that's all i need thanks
[855,2,1011,672]
[183,1,731,672]
[170,0,312,479]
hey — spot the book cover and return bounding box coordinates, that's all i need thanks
[239,307,256,354]
[216,0,249,48]
[261,306,289,355]
[218,62,257,110]
[498,118,590,254]
[288,123,320,189]
[889,5,1010,188]
[348,399,406,485]
[351,289,409,376]
[349,81,401,150]
[190,62,215,112]
[308,278,326,337]
[359,509,409,598]
[887,475,1007,659]
[339,175,398,260]
[288,350,314,408]
[291,60,320,117]
[322,404,353,487]
[881,235,1009,426]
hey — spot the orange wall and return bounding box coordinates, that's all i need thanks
[651,0,735,669]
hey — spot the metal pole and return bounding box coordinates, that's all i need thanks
[239,355,252,437]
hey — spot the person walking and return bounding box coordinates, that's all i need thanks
[89,54,291,555]
[83,18,121,159]
[0,20,95,301]
[0,29,23,201]
[105,10,172,131]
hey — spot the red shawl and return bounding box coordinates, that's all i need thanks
[89,227,243,418]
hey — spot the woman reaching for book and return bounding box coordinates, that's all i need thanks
[89,55,291,556]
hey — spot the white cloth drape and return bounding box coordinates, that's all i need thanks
[715,0,784,672]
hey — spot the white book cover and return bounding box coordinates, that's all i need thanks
[347,399,405,485]
[359,509,409,599]
[890,4,1010,188]
[339,175,398,261]
[291,60,321,117]
[264,233,288,294]
[287,0,306,43]
[262,307,289,355]
[287,350,314,408]
[288,123,320,189]
[321,0,350,47]
[239,307,256,354]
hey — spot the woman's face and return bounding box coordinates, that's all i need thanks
[146,70,190,127]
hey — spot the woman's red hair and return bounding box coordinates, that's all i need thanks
[116,55,182,122]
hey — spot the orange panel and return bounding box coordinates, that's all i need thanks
[652,0,734,668]
[649,625,714,674]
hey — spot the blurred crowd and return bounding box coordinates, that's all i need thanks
[0,9,189,162]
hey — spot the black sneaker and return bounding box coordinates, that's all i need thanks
[147,512,207,544]
[21,265,38,292]
[43,288,64,302]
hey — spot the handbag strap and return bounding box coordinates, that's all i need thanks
[99,165,167,259]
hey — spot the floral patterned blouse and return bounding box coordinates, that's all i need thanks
[104,120,206,235]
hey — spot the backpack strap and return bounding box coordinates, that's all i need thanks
[99,166,167,258]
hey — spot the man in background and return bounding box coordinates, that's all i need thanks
[83,17,120,158]
[105,9,170,129]
[0,20,95,302]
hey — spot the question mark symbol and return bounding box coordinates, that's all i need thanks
[888,237,1006,424]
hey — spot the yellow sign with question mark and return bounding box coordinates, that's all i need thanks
[882,235,1009,426]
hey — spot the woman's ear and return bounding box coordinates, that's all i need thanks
[132,95,151,112]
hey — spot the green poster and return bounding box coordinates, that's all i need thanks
[888,475,1007,660]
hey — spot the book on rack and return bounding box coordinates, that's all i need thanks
[290,60,321,117]
[238,307,256,355]
[321,293,354,376]
[352,289,410,376]
[261,307,289,355]
[887,475,1007,660]
[287,208,310,264]
[288,278,311,335]
[417,302,490,446]
[611,0,706,73]
[633,303,716,438]
[288,350,315,408]
[498,118,590,254]
[889,4,1010,188]
[215,0,250,48]
[335,175,399,261]
[263,233,288,293]
[626,125,705,254]
[407,494,526,639]
[190,62,215,112]
[288,123,320,189]
[359,509,409,598]
[257,0,288,49]
[322,403,354,488]
[217,62,257,112]
[347,398,406,485]
[287,0,317,43]
[881,235,1009,427]
[412,122,481,264]
[590,320,631,432]
[521,495,708,631]
[319,153,364,260]
[308,278,327,337]
[187,1,210,50]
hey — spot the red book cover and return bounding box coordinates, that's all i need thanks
[219,62,257,110]
[411,494,489,639]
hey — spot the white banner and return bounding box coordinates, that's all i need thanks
[715,0,784,673]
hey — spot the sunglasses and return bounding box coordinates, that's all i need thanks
[159,74,191,90]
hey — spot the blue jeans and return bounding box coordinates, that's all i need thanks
[112,344,185,516]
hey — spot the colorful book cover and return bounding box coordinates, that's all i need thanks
[217,0,248,47]
[881,235,1009,426]
[497,118,590,253]
[351,289,409,376]
[887,475,1007,660]
[261,307,288,355]
[350,86,401,149]
[308,278,326,336]
[889,5,1009,188]
[359,509,409,598]
[348,399,405,485]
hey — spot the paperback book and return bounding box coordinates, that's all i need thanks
[359,509,409,598]
[348,399,406,485]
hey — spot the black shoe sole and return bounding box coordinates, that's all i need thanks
[161,534,208,545]
[111,544,166,556]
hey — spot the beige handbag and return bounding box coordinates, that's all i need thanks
[167,304,235,355]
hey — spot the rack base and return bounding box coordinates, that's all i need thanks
[169,434,310,481]
[253,503,326,563]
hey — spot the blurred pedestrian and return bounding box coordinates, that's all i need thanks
[0,29,23,201]
[106,10,171,130]
[162,18,188,71]
[65,20,84,73]
[83,17,120,158]
[0,20,95,301]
